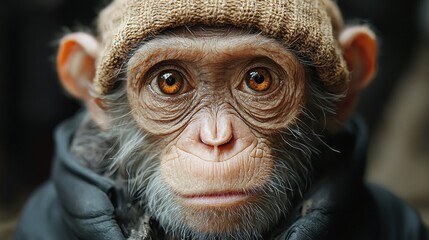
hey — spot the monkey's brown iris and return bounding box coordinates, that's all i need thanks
[245,68,272,92]
[158,70,184,95]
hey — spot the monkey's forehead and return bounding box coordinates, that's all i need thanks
[94,0,348,95]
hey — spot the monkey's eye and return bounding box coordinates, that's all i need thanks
[157,70,184,95]
[245,68,272,92]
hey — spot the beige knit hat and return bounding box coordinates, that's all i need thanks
[95,0,348,95]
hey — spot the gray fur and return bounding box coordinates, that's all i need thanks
[70,25,342,239]
[70,72,341,240]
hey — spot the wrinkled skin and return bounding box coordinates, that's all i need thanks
[112,28,314,238]
[58,23,378,238]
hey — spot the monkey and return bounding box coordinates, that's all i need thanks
[13,0,429,240]
[68,27,338,239]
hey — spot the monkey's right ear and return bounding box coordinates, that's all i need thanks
[57,33,108,128]
[57,33,99,99]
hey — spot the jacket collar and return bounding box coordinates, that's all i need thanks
[272,116,369,239]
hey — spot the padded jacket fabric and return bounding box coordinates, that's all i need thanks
[13,112,429,240]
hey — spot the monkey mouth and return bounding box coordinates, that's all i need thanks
[178,191,257,207]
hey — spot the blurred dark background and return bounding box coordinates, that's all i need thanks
[0,0,102,212]
[0,0,427,234]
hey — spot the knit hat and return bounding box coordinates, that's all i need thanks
[95,0,348,95]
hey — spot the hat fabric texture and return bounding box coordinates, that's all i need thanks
[95,0,348,95]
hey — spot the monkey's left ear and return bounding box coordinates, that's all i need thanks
[335,26,378,125]
[57,33,108,128]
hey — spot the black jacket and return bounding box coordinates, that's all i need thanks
[14,113,429,240]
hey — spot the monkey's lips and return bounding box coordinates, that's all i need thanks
[179,192,255,207]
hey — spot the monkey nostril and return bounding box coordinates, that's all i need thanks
[218,133,234,148]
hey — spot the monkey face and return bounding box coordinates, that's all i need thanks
[57,2,378,234]
[56,0,379,235]
[123,28,309,237]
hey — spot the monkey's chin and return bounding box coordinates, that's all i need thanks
[174,192,263,234]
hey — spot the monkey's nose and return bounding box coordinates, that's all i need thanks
[200,129,233,148]
[199,117,234,149]
[176,114,254,162]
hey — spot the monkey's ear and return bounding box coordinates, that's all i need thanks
[340,26,377,90]
[57,33,108,128]
[335,26,378,124]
